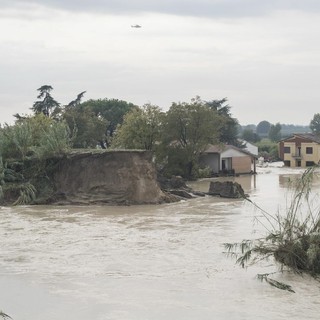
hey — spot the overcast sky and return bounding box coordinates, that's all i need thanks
[1,0,320,126]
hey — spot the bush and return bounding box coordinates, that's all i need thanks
[36,120,72,158]
[197,166,212,178]
[256,138,279,161]
[0,122,33,160]
[0,117,72,205]
[225,166,320,291]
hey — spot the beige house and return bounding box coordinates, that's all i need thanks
[278,133,320,167]
[200,144,257,175]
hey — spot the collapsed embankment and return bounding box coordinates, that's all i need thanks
[1,150,175,206]
[1,150,246,206]
[51,150,171,205]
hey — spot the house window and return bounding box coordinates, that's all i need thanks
[306,147,313,154]
[284,160,291,167]
[284,146,290,154]
[306,161,315,167]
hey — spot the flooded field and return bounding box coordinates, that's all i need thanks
[0,165,320,319]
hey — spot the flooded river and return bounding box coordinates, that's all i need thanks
[1,165,320,319]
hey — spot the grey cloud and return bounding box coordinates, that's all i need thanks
[3,0,320,18]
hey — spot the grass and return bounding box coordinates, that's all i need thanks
[225,166,320,292]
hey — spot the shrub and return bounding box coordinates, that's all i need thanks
[225,166,320,291]
[0,122,33,160]
[0,310,12,319]
[36,120,72,158]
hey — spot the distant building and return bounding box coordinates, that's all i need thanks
[278,133,320,167]
[200,144,257,175]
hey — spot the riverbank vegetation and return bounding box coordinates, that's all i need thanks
[225,167,320,291]
[0,86,243,205]
[0,311,11,319]
[0,85,313,205]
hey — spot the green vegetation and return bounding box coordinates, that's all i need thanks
[205,98,239,145]
[310,113,320,135]
[256,120,271,138]
[241,128,261,143]
[0,310,12,319]
[0,86,241,204]
[78,98,137,148]
[240,123,310,141]
[268,122,282,142]
[112,103,164,151]
[160,96,224,179]
[0,88,77,205]
[225,167,320,291]
[30,85,61,118]
[255,138,279,161]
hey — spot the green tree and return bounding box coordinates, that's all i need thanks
[63,106,107,148]
[256,120,271,138]
[310,113,320,135]
[80,98,137,147]
[31,85,60,117]
[36,120,73,158]
[256,138,279,161]
[112,103,164,151]
[241,128,260,143]
[66,91,86,108]
[162,97,223,178]
[205,98,239,145]
[0,121,33,160]
[16,113,54,146]
[268,123,282,142]
[0,114,74,160]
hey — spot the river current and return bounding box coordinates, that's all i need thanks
[1,164,320,319]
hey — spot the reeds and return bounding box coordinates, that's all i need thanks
[0,311,12,319]
[225,166,320,291]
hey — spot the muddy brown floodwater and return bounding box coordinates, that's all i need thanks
[0,164,320,319]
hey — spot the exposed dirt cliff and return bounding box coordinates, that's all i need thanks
[50,150,170,205]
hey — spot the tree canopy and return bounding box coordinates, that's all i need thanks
[256,120,271,137]
[241,128,260,143]
[310,113,320,135]
[4,85,249,180]
[31,85,60,118]
[268,123,282,142]
[80,98,137,147]
[162,97,223,178]
[205,98,239,145]
[112,103,164,151]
